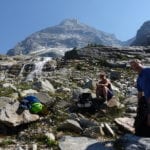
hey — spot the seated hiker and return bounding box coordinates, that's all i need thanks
[96,72,113,102]
[18,95,48,115]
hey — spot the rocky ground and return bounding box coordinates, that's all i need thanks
[0,46,150,150]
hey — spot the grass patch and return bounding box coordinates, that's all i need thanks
[0,139,15,147]
[15,82,32,90]
[0,87,15,97]
[30,134,59,149]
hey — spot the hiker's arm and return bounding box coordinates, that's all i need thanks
[137,92,143,100]
[97,79,110,87]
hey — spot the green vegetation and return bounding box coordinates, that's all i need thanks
[27,133,59,149]
[0,139,15,147]
[98,58,108,66]
[134,54,144,60]
[15,82,32,90]
[45,136,58,147]
[0,87,14,97]
[86,43,105,48]
[115,53,129,60]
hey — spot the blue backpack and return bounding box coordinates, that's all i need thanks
[19,95,40,110]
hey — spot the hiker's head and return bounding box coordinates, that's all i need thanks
[99,72,106,79]
[129,59,143,73]
[30,102,43,114]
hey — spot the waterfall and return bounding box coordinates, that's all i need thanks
[26,57,52,81]
[18,64,26,77]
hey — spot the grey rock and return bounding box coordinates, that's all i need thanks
[79,118,99,128]
[0,97,39,127]
[59,136,110,150]
[58,119,83,133]
[31,92,54,105]
[83,126,104,138]
[115,117,135,133]
[126,106,137,113]
[131,21,150,46]
[33,79,55,93]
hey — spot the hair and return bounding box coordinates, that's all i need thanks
[99,71,106,77]
[130,59,142,64]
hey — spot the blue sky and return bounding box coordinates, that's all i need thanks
[0,0,150,54]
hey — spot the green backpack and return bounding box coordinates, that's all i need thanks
[30,102,43,113]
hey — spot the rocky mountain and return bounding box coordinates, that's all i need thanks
[7,19,123,56]
[131,21,150,46]
[0,51,150,149]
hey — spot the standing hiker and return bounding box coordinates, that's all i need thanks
[130,59,150,137]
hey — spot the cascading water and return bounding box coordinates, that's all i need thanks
[18,64,26,77]
[26,57,52,81]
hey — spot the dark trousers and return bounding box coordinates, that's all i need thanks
[134,96,150,137]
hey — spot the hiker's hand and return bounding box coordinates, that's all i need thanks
[97,84,104,88]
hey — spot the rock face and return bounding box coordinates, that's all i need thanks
[0,52,150,149]
[7,19,123,56]
[64,45,150,61]
[131,21,150,46]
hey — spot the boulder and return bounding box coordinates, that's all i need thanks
[0,97,39,127]
[31,92,54,105]
[58,119,83,133]
[107,96,121,108]
[124,95,137,106]
[19,89,38,97]
[33,79,55,93]
[115,117,135,133]
[59,136,110,150]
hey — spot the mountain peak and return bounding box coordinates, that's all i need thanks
[59,18,79,26]
[131,20,150,46]
[7,19,123,56]
[142,20,150,26]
